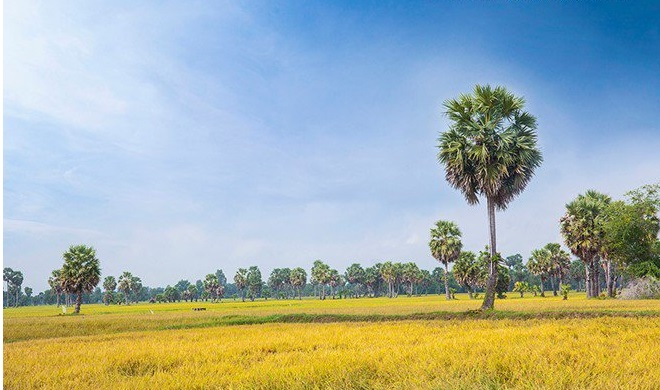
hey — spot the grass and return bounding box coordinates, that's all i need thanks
[4,293,660,389]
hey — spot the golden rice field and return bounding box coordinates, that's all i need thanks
[4,294,660,389]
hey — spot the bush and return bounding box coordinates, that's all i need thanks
[619,277,660,299]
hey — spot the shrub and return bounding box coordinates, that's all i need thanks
[619,277,660,299]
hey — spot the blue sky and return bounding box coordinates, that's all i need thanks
[4,1,659,291]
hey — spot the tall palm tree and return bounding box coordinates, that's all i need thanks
[560,190,611,298]
[429,220,463,300]
[438,85,542,310]
[60,245,101,313]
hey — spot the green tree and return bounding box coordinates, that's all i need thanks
[364,265,381,297]
[290,267,307,300]
[513,281,529,298]
[452,251,485,299]
[311,260,331,300]
[527,248,552,297]
[602,184,660,279]
[60,245,101,313]
[569,260,586,291]
[4,268,24,308]
[560,190,611,298]
[234,268,248,301]
[204,274,219,302]
[401,262,421,297]
[246,266,262,301]
[345,263,366,298]
[102,276,116,305]
[48,269,64,307]
[130,276,143,303]
[187,284,198,302]
[438,85,542,310]
[544,243,571,296]
[380,261,398,298]
[117,272,134,305]
[429,220,463,300]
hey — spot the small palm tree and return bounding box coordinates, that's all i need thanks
[438,85,542,310]
[60,245,101,313]
[48,269,64,307]
[527,248,552,297]
[560,190,611,298]
[429,220,463,300]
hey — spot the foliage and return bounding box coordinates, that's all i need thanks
[438,84,542,310]
[602,184,660,278]
[429,220,462,300]
[60,245,101,313]
[246,266,263,301]
[513,281,529,298]
[619,277,660,299]
[560,190,611,298]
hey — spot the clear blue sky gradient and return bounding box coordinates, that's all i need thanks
[4,1,659,291]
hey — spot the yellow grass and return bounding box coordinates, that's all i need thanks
[4,294,660,389]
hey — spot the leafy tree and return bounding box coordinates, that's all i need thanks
[175,280,191,297]
[452,251,485,299]
[60,245,101,313]
[234,268,248,301]
[311,260,331,300]
[328,269,342,299]
[401,262,421,296]
[527,248,552,297]
[130,276,143,303]
[48,269,64,307]
[23,287,33,306]
[246,266,262,301]
[495,263,510,299]
[561,284,571,300]
[204,274,219,302]
[506,254,526,289]
[602,184,660,279]
[102,276,116,305]
[438,85,542,310]
[429,220,463,300]
[215,270,227,287]
[290,267,307,300]
[364,264,382,297]
[345,263,365,298]
[380,261,398,298]
[187,285,198,301]
[269,268,291,299]
[513,281,529,298]
[544,243,571,296]
[117,272,134,305]
[560,190,611,298]
[569,260,586,291]
[4,268,24,308]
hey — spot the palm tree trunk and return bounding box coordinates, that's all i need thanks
[444,263,451,300]
[480,197,498,311]
[74,292,82,313]
[540,278,545,297]
[585,265,591,298]
[606,259,615,298]
[550,275,557,296]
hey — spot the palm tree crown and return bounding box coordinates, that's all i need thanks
[438,85,543,209]
[60,244,101,313]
